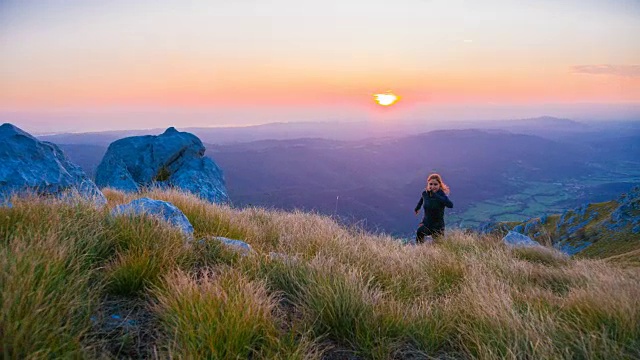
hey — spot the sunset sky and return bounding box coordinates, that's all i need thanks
[1,0,639,133]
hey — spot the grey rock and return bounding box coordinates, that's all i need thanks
[96,127,229,203]
[99,159,139,193]
[204,236,252,255]
[111,198,194,236]
[0,123,106,205]
[502,231,542,248]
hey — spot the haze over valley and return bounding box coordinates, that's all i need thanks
[42,117,640,237]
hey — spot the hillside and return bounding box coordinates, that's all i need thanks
[1,190,639,359]
[208,129,640,234]
[481,187,640,263]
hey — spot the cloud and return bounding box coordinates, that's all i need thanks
[571,64,640,77]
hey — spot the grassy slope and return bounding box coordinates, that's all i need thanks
[1,189,639,359]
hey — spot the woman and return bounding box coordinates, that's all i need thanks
[414,173,453,243]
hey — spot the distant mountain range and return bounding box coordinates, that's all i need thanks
[39,117,640,236]
[39,115,636,145]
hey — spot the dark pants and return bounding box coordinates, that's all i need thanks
[416,224,444,244]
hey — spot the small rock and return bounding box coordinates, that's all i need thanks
[200,236,252,255]
[111,198,194,236]
[502,231,541,248]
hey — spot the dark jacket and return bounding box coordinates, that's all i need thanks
[415,189,453,230]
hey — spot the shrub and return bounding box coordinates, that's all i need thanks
[511,246,568,267]
[102,214,188,296]
[152,268,279,358]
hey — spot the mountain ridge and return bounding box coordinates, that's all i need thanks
[36,115,598,145]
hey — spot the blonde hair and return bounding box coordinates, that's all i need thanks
[427,173,450,195]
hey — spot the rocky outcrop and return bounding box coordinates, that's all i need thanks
[0,123,106,205]
[95,127,229,203]
[607,188,640,233]
[476,186,640,256]
[111,198,194,236]
[476,221,511,235]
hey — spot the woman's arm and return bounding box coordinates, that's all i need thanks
[414,195,424,213]
[434,191,453,208]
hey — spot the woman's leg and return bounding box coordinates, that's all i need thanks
[416,224,428,244]
[431,227,445,241]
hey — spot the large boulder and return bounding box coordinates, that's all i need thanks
[0,123,106,205]
[95,127,229,203]
[111,198,194,236]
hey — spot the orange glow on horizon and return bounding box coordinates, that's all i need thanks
[1,62,639,110]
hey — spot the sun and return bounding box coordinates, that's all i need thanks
[373,92,399,106]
